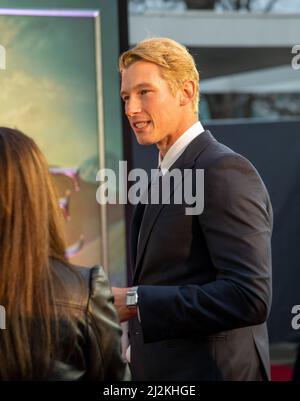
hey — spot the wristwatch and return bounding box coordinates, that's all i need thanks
[126,287,138,309]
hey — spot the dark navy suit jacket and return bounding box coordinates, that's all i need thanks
[129,131,273,381]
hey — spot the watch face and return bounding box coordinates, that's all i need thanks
[126,290,138,307]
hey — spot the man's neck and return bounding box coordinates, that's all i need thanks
[158,116,198,158]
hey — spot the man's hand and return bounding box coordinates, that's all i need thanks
[112,287,137,322]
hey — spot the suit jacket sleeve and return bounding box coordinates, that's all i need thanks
[137,154,273,343]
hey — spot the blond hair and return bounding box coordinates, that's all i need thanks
[119,37,200,115]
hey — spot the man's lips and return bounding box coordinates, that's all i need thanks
[131,120,151,129]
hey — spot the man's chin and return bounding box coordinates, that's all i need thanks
[135,135,155,146]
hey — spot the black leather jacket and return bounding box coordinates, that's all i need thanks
[49,259,129,381]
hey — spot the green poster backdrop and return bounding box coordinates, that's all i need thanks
[0,0,126,286]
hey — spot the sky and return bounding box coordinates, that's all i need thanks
[0,15,100,167]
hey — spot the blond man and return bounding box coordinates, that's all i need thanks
[113,38,272,381]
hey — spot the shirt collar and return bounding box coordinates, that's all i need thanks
[158,121,205,175]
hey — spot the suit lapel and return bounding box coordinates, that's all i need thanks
[132,130,216,282]
[131,201,146,268]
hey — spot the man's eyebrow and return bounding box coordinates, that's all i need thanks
[120,83,152,97]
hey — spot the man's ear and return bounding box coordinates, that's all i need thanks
[180,80,196,107]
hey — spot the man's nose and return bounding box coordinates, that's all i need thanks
[126,97,142,117]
